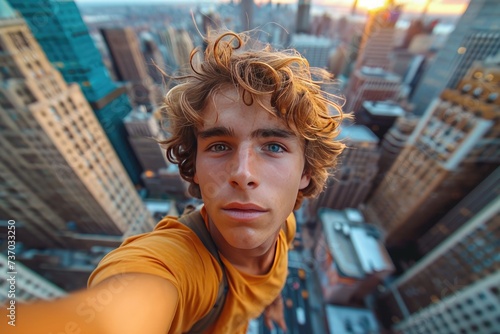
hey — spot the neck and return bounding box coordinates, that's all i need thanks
[208,219,280,276]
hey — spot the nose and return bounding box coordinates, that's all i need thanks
[228,145,259,189]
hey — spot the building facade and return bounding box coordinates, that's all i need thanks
[364,56,500,248]
[124,106,168,172]
[344,67,402,114]
[100,27,160,111]
[375,194,500,334]
[309,125,380,214]
[0,9,155,249]
[411,0,500,115]
[8,0,143,184]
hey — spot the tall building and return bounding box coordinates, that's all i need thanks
[240,0,254,31]
[0,254,66,303]
[0,6,155,249]
[417,167,500,255]
[344,67,402,113]
[311,13,335,38]
[289,34,335,69]
[411,0,500,115]
[401,19,437,50]
[372,114,418,192]
[309,125,380,213]
[8,0,143,184]
[357,101,406,140]
[375,194,500,334]
[364,55,500,248]
[124,106,168,172]
[354,3,401,71]
[296,0,311,34]
[159,27,196,73]
[142,35,166,85]
[100,27,160,111]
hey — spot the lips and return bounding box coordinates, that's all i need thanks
[223,203,267,211]
[222,203,268,221]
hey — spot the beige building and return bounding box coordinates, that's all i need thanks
[344,67,402,113]
[100,27,160,111]
[124,105,169,172]
[309,125,380,214]
[354,5,399,72]
[364,56,500,247]
[0,11,155,248]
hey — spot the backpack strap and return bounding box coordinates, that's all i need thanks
[178,210,228,333]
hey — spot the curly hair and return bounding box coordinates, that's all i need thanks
[161,30,347,202]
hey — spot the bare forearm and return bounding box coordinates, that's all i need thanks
[0,273,178,334]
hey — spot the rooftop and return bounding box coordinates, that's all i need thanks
[338,125,379,143]
[319,208,394,279]
[362,101,406,117]
[359,66,400,81]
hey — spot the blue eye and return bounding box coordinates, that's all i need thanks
[266,143,284,153]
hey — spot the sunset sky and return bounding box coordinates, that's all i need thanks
[74,0,470,15]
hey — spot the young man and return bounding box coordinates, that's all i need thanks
[3,30,345,333]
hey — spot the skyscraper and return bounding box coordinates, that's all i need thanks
[241,0,254,31]
[411,0,500,115]
[100,27,160,112]
[296,0,311,34]
[364,55,500,248]
[354,4,400,72]
[309,125,380,213]
[344,67,402,113]
[0,5,155,249]
[142,35,166,85]
[372,114,418,192]
[417,167,500,255]
[8,0,143,184]
[289,34,335,69]
[159,27,196,73]
[375,194,499,334]
[343,2,403,114]
[124,106,168,172]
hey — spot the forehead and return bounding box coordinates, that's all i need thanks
[199,88,289,130]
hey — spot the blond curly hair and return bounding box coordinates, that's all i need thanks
[161,31,346,203]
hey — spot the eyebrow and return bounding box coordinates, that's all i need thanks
[197,126,234,139]
[197,126,295,140]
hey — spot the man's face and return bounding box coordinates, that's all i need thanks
[194,88,310,251]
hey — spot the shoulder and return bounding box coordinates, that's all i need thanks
[88,215,224,332]
[89,215,221,288]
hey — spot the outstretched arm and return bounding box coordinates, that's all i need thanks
[1,273,178,334]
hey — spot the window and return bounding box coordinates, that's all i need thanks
[9,31,30,51]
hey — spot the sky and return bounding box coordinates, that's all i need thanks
[73,0,470,16]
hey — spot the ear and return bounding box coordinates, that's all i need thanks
[299,172,311,190]
[193,173,199,184]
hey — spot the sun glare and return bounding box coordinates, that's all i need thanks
[357,0,388,11]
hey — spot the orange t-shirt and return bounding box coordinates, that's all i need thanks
[88,207,295,333]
